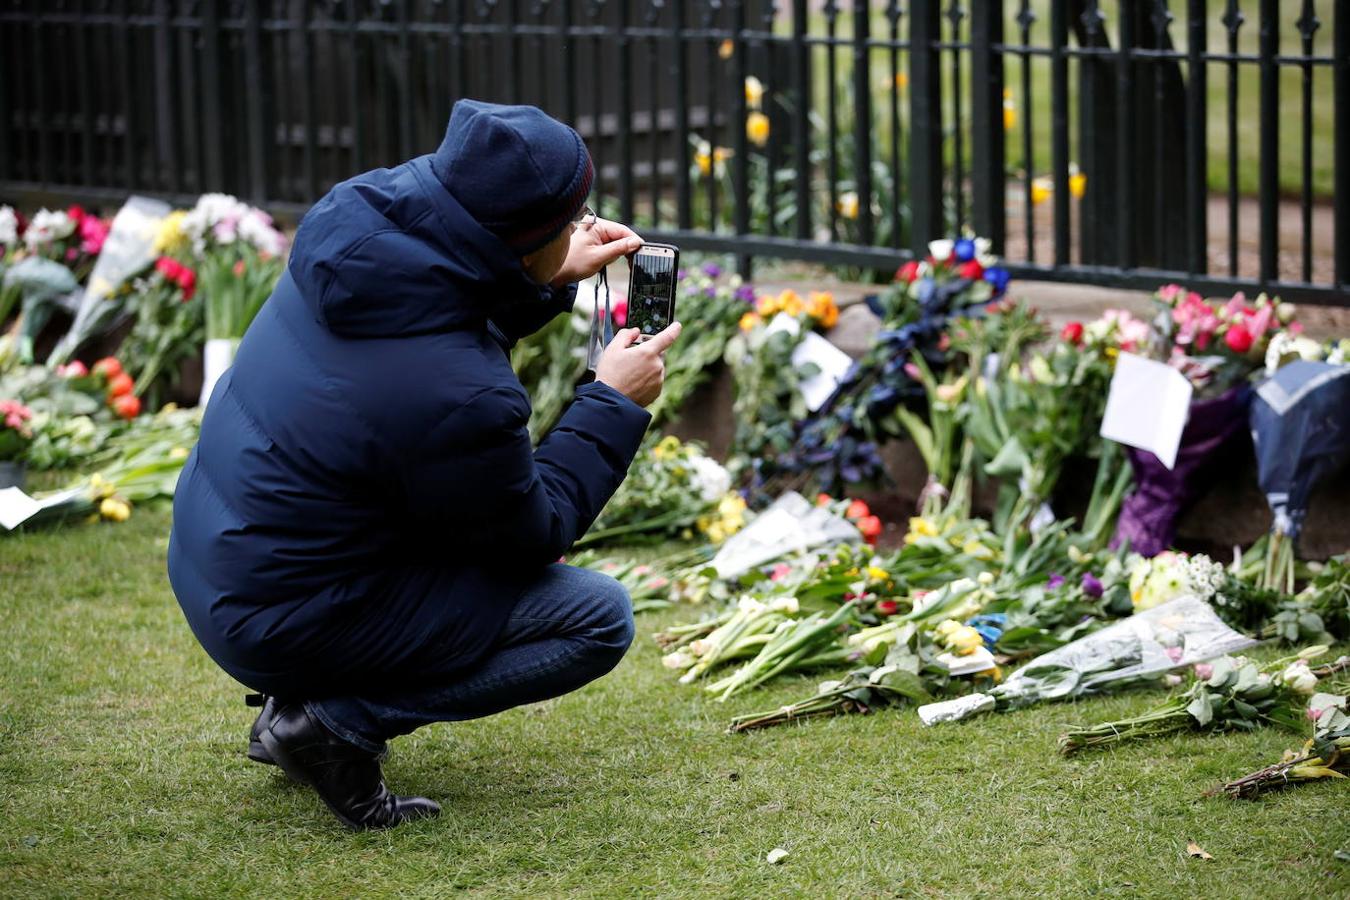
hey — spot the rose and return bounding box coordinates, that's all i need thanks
[927,239,955,262]
[1193,663,1214,680]
[1277,662,1318,695]
[1225,324,1254,354]
[1060,321,1084,345]
[896,260,921,283]
[958,259,984,280]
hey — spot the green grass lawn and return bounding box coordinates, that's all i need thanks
[2,506,1347,897]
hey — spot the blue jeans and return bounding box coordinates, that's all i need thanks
[306,564,635,754]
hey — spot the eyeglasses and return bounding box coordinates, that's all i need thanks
[572,205,597,229]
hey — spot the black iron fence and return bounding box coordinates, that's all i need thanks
[1,1,1347,304]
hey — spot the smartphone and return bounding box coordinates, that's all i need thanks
[627,243,679,340]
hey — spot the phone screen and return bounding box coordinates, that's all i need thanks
[628,251,676,336]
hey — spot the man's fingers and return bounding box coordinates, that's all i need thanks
[592,237,641,268]
[609,327,642,350]
[643,321,683,354]
[594,218,643,247]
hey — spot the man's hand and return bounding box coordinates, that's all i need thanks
[594,322,682,408]
[550,218,643,289]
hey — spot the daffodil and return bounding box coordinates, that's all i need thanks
[746,111,770,146]
[867,566,890,582]
[1003,89,1016,130]
[99,497,131,522]
[739,311,760,332]
[718,38,734,59]
[1068,163,1086,199]
[778,289,804,317]
[904,516,939,544]
[744,76,765,110]
[1031,177,1053,205]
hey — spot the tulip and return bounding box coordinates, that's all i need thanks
[836,191,860,220]
[112,393,141,419]
[1193,663,1214,681]
[856,515,883,545]
[99,497,132,522]
[744,76,765,110]
[896,260,921,282]
[107,372,134,398]
[958,259,984,280]
[845,499,870,520]
[1060,321,1084,345]
[92,357,122,379]
[876,599,899,616]
[1081,572,1104,598]
[746,111,770,146]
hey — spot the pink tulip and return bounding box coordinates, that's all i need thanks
[1193,663,1214,680]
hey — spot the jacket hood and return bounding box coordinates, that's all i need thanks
[287,155,546,338]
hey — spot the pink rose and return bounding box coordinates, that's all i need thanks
[1307,706,1324,722]
[1166,646,1183,663]
[1193,663,1213,680]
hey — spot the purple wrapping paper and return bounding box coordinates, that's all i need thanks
[1111,385,1252,557]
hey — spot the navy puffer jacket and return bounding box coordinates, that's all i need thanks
[167,153,650,693]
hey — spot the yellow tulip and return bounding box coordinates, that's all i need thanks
[739,311,761,332]
[867,566,890,581]
[1003,95,1017,130]
[1031,177,1052,205]
[746,111,770,146]
[153,210,188,255]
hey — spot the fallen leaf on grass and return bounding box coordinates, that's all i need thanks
[1334,850,1350,863]
[766,848,789,865]
[1186,841,1214,861]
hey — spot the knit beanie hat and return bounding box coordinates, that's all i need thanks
[431,99,594,255]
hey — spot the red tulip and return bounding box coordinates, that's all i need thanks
[1225,324,1254,354]
[816,493,834,507]
[958,260,984,280]
[177,267,197,300]
[112,394,141,420]
[856,514,883,545]
[1060,321,1084,345]
[845,499,871,521]
[107,372,134,398]
[876,599,899,616]
[155,256,182,281]
[66,204,86,223]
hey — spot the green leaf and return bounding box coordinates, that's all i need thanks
[1186,693,1214,727]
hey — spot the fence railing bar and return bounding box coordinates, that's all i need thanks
[1185,0,1208,275]
[853,0,873,246]
[72,8,93,188]
[970,0,1005,255]
[732,0,750,255]
[298,2,318,203]
[1017,0,1035,264]
[672,0,691,229]
[1337,0,1350,287]
[1114,4,1134,269]
[910,0,943,254]
[618,0,635,224]
[792,0,811,242]
[825,4,840,242]
[1259,0,1280,285]
[887,2,905,251]
[1050,0,1068,266]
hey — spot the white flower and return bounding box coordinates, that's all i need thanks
[23,208,74,249]
[687,453,732,504]
[927,239,954,262]
[974,237,991,257]
[737,596,767,615]
[1278,661,1318,695]
[237,208,287,255]
[977,571,995,586]
[0,205,17,247]
[765,848,789,865]
[769,596,799,614]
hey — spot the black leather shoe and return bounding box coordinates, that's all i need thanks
[259,702,440,830]
[246,694,279,766]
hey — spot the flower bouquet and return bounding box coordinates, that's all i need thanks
[181,195,288,405]
[1248,358,1350,592]
[1212,691,1350,799]
[1112,287,1298,556]
[118,256,202,407]
[1056,649,1329,755]
[1,255,80,365]
[575,435,744,548]
[0,397,34,487]
[917,596,1257,725]
[779,236,1010,495]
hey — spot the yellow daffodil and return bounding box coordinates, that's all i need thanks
[962,540,994,560]
[1068,163,1087,199]
[719,38,734,59]
[99,497,131,522]
[169,446,189,460]
[947,624,984,655]
[904,516,939,544]
[746,111,770,147]
[88,473,114,501]
[836,191,860,220]
[867,566,890,582]
[1003,88,1016,130]
[694,142,713,176]
[739,311,761,332]
[895,72,909,91]
[744,76,765,110]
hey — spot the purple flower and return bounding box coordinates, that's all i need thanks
[1082,572,1104,598]
[702,262,723,278]
[735,284,757,304]
[704,284,717,297]
[1047,572,1066,590]
[677,268,688,282]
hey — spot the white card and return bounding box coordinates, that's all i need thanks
[792,332,855,413]
[764,312,801,338]
[1099,352,1194,470]
[937,646,998,677]
[0,486,42,530]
